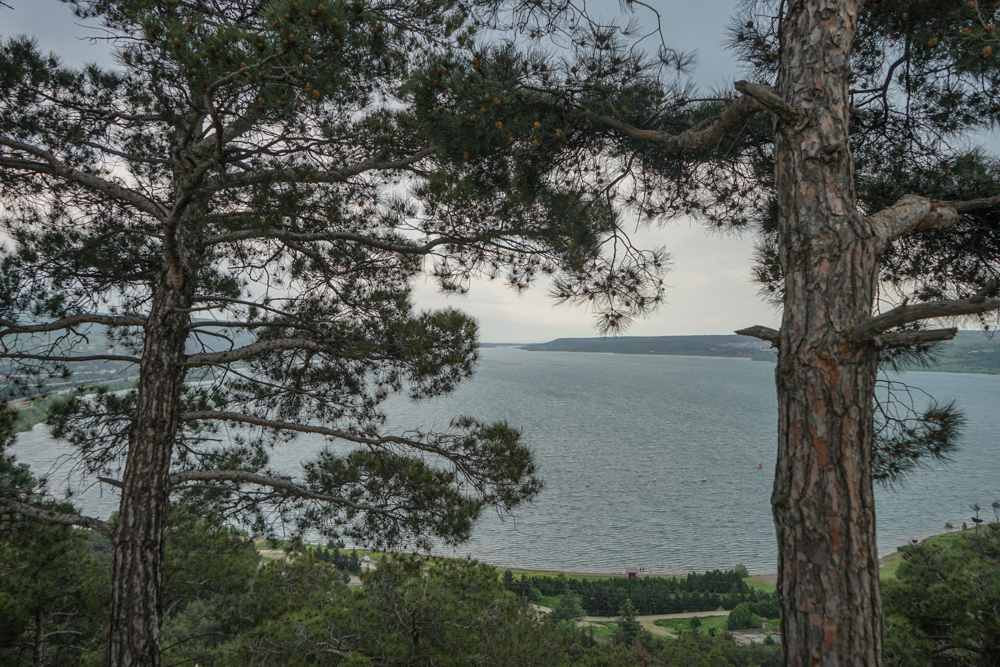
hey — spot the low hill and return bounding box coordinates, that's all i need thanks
[519,332,1000,374]
[520,335,776,360]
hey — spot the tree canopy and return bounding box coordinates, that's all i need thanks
[6,0,1000,663]
[0,0,668,663]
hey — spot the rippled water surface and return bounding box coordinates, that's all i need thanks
[11,347,1000,574]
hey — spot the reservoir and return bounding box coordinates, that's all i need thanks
[11,346,1000,574]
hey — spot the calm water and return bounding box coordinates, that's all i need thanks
[10,347,1000,574]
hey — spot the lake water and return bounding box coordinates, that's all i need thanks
[10,347,1000,574]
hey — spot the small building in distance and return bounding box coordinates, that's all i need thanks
[626,568,638,579]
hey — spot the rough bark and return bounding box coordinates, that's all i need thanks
[772,0,883,665]
[106,229,200,667]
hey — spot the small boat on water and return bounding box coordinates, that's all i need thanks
[700,477,707,482]
[757,463,764,468]
[992,501,999,509]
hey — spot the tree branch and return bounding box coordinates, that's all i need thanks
[947,194,1000,213]
[179,411,461,463]
[851,297,1000,341]
[871,194,961,244]
[734,81,805,125]
[204,228,454,254]
[207,147,435,191]
[181,410,406,447]
[0,313,147,337]
[0,500,113,537]
[872,327,958,349]
[0,136,167,220]
[594,94,762,155]
[167,469,402,514]
[184,337,326,366]
[735,325,781,344]
[0,353,141,364]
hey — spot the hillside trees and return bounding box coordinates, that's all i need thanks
[0,405,110,667]
[223,557,573,667]
[883,525,1000,667]
[0,0,665,665]
[401,0,1000,664]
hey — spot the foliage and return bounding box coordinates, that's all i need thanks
[652,633,738,667]
[883,522,1000,667]
[0,0,667,658]
[221,556,573,666]
[524,568,765,616]
[726,602,758,632]
[0,403,109,666]
[549,590,586,623]
[160,504,261,667]
[613,598,642,647]
[0,520,110,667]
[310,543,361,575]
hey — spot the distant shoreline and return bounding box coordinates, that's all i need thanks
[490,333,1000,375]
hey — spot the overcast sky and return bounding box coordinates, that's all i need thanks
[1,0,782,342]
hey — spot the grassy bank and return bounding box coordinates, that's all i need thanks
[878,525,975,580]
[253,526,970,587]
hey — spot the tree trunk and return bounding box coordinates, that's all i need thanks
[773,0,883,665]
[106,242,198,667]
[33,606,44,667]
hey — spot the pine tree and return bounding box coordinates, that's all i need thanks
[402,0,1000,663]
[612,598,641,647]
[501,568,515,592]
[0,1,663,665]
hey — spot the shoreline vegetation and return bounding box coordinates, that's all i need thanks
[259,524,973,592]
[509,331,1000,375]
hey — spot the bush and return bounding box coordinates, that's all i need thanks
[727,602,758,631]
[548,592,585,622]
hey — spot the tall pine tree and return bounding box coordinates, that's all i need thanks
[0,0,663,664]
[404,0,1000,663]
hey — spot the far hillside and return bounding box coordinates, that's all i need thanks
[521,335,776,360]
[519,331,1000,374]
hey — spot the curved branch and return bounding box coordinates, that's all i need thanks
[204,228,455,254]
[0,313,147,337]
[735,325,781,344]
[871,194,960,244]
[734,80,804,125]
[851,298,1000,341]
[181,410,413,447]
[948,193,1000,213]
[595,93,763,155]
[873,327,958,349]
[167,469,405,514]
[0,353,142,364]
[0,500,113,537]
[207,147,435,191]
[0,136,167,220]
[184,337,327,366]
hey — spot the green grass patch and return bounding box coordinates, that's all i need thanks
[745,578,776,594]
[586,622,617,640]
[534,594,559,608]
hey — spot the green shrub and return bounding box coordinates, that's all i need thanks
[727,602,758,631]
